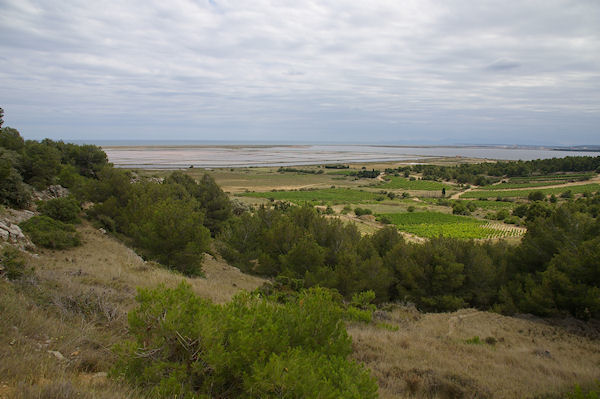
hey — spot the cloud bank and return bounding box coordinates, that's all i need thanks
[1,0,599,144]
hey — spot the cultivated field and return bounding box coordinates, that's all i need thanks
[460,183,600,199]
[380,212,520,239]
[134,161,599,241]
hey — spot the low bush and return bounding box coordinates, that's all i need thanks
[20,215,81,249]
[354,207,373,216]
[38,197,80,223]
[113,283,378,398]
[567,383,600,399]
[528,191,546,201]
[0,246,31,280]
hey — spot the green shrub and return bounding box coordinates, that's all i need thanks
[346,290,376,323]
[495,209,509,220]
[0,149,30,208]
[464,336,482,345]
[19,215,81,249]
[0,246,32,280]
[354,207,372,216]
[38,197,80,223]
[113,283,377,398]
[245,348,377,399]
[528,191,545,201]
[452,201,470,215]
[567,383,600,399]
[376,215,392,224]
[504,216,520,225]
[561,189,573,199]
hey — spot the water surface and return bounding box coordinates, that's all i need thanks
[102,144,600,169]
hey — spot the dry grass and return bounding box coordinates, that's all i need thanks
[0,223,265,398]
[33,223,265,304]
[349,307,600,399]
[2,221,599,398]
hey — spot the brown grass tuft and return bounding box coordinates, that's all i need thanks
[350,307,600,398]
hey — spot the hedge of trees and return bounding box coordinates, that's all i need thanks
[386,156,600,185]
[220,196,600,319]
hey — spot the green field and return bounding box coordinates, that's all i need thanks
[379,176,451,191]
[326,170,355,176]
[460,200,519,210]
[381,212,499,239]
[508,173,594,182]
[461,184,600,199]
[477,181,576,190]
[237,188,384,204]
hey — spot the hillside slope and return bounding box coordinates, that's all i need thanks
[0,223,265,399]
[1,223,599,398]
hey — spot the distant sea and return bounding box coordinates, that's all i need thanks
[74,141,600,169]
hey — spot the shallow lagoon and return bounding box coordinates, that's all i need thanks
[102,144,600,169]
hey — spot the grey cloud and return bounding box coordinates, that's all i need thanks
[0,0,599,144]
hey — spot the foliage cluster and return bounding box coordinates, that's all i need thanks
[20,215,81,249]
[401,156,600,185]
[88,171,230,276]
[113,283,378,398]
[277,167,323,174]
[353,169,380,178]
[0,246,30,280]
[0,126,108,208]
[380,176,450,191]
[38,197,81,223]
[461,184,600,199]
[221,194,600,318]
[354,207,373,216]
[238,187,383,204]
[324,164,349,169]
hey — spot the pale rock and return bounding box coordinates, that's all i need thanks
[47,350,66,361]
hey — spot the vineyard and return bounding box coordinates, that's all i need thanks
[381,212,523,239]
[459,200,518,210]
[484,222,526,238]
[507,173,595,182]
[236,187,384,204]
[460,183,600,199]
[477,181,582,190]
[477,173,595,190]
[379,176,451,191]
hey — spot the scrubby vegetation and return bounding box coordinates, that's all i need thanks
[20,215,81,249]
[238,187,383,204]
[393,156,600,185]
[85,170,230,276]
[2,114,599,398]
[113,283,378,398]
[38,196,81,224]
[220,195,600,317]
[0,126,108,209]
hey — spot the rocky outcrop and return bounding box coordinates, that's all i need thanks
[32,185,70,201]
[0,209,35,249]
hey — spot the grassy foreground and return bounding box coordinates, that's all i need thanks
[2,223,599,398]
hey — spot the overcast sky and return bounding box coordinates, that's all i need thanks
[1,0,599,145]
